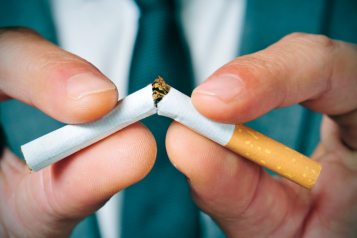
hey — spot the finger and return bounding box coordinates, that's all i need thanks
[0,27,118,124]
[192,33,357,124]
[1,122,156,237]
[166,122,310,237]
[320,116,357,170]
[330,109,357,150]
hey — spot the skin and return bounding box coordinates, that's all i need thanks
[166,33,357,237]
[0,28,157,237]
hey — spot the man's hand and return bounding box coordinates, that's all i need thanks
[166,33,357,237]
[0,28,156,237]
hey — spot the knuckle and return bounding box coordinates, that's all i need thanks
[223,54,283,94]
[310,34,335,49]
[28,48,97,82]
[225,55,274,77]
[36,51,88,72]
[0,27,41,42]
[284,32,309,40]
[284,32,336,56]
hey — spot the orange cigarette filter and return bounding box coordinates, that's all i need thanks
[225,124,322,189]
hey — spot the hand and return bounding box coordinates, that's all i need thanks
[0,28,156,237]
[166,33,357,237]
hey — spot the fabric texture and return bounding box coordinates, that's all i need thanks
[122,0,200,237]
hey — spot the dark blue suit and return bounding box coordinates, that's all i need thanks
[1,0,357,237]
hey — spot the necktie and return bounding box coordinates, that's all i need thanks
[122,0,200,237]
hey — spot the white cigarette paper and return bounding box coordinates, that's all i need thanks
[21,85,156,171]
[157,88,235,145]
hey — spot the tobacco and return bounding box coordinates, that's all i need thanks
[152,76,170,107]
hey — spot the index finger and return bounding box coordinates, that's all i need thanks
[0,27,118,124]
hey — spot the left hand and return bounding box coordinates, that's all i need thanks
[0,28,157,238]
[166,33,357,237]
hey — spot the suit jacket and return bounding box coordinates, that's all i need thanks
[1,0,357,237]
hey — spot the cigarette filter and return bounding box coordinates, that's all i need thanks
[225,125,321,189]
[21,85,156,172]
[158,87,321,189]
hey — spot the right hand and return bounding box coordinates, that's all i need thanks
[166,33,357,237]
[0,27,157,238]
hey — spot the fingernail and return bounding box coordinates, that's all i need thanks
[193,74,244,103]
[66,73,116,100]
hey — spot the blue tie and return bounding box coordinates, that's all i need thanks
[122,0,201,237]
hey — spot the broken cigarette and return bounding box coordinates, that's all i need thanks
[157,85,321,189]
[21,85,156,172]
[21,77,321,189]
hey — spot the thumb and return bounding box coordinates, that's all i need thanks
[0,27,118,124]
[192,33,357,124]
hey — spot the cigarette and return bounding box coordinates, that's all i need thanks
[21,85,156,172]
[157,87,321,189]
[22,77,321,189]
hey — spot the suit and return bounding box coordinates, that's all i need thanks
[1,0,357,237]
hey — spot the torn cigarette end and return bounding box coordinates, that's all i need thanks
[152,76,170,107]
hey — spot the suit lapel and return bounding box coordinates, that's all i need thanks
[239,0,326,55]
[0,0,57,44]
[238,0,327,157]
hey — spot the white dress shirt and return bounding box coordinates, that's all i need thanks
[50,0,246,237]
